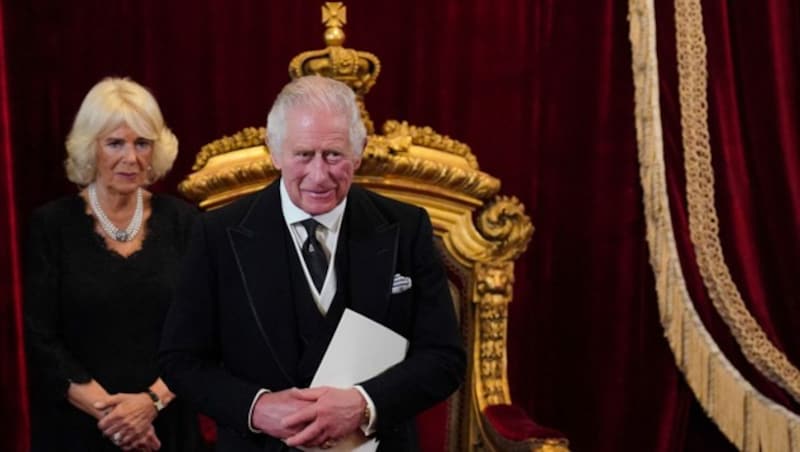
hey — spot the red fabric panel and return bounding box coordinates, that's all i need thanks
[704,0,800,366]
[197,414,217,445]
[505,1,691,450]
[416,401,448,452]
[0,2,30,451]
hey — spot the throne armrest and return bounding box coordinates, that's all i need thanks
[481,404,569,452]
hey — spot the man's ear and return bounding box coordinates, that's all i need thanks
[271,150,283,170]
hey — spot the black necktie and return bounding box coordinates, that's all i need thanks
[300,219,328,292]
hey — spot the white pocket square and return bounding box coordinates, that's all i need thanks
[391,274,413,294]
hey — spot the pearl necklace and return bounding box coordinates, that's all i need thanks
[88,183,144,242]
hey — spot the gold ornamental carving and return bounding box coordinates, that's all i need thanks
[191,127,265,171]
[382,120,478,169]
[477,196,534,261]
[473,261,514,411]
[360,133,500,202]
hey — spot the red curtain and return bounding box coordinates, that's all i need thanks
[700,0,800,370]
[504,1,693,451]
[0,1,30,451]
[2,1,797,451]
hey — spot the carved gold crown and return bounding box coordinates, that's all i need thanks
[288,2,381,133]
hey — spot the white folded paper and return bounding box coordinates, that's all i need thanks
[300,308,409,452]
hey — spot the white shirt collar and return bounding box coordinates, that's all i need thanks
[279,178,347,232]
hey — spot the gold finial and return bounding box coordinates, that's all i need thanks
[322,2,347,46]
[322,2,346,27]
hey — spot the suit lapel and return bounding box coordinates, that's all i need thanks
[227,182,298,385]
[345,187,399,323]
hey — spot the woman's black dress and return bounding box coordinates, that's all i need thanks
[24,194,203,451]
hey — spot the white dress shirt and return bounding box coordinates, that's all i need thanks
[279,180,345,314]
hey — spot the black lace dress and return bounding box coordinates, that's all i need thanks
[24,194,203,451]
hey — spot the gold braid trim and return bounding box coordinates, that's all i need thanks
[675,0,800,401]
[628,0,800,450]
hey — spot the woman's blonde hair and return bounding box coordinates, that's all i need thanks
[64,77,178,185]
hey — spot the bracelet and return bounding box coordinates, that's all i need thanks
[147,389,165,412]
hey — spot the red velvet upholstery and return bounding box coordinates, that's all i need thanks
[197,414,216,445]
[484,404,566,442]
[416,401,449,452]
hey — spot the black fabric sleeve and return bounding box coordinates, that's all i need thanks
[24,206,91,401]
[159,214,263,435]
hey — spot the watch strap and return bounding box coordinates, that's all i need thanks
[147,389,165,412]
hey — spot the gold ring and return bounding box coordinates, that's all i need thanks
[322,439,336,449]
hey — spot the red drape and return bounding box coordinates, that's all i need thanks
[505,1,692,451]
[0,1,30,451]
[702,0,800,368]
[2,1,797,451]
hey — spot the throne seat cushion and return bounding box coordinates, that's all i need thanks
[484,404,566,442]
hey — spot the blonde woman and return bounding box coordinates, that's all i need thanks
[24,78,201,451]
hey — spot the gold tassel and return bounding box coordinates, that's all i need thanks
[744,395,759,452]
[790,419,800,450]
[760,402,790,452]
[666,286,684,364]
[709,359,745,448]
[684,317,710,406]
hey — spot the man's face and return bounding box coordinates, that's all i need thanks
[272,106,361,215]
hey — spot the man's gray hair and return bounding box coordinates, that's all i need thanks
[266,75,367,156]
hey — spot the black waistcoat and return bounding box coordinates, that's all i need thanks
[282,223,350,388]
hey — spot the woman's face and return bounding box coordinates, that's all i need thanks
[94,123,153,195]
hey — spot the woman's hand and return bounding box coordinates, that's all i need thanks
[66,380,112,420]
[128,425,161,451]
[95,392,158,448]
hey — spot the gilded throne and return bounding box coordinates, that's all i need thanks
[178,4,568,451]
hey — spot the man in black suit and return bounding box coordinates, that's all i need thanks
[159,75,465,451]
